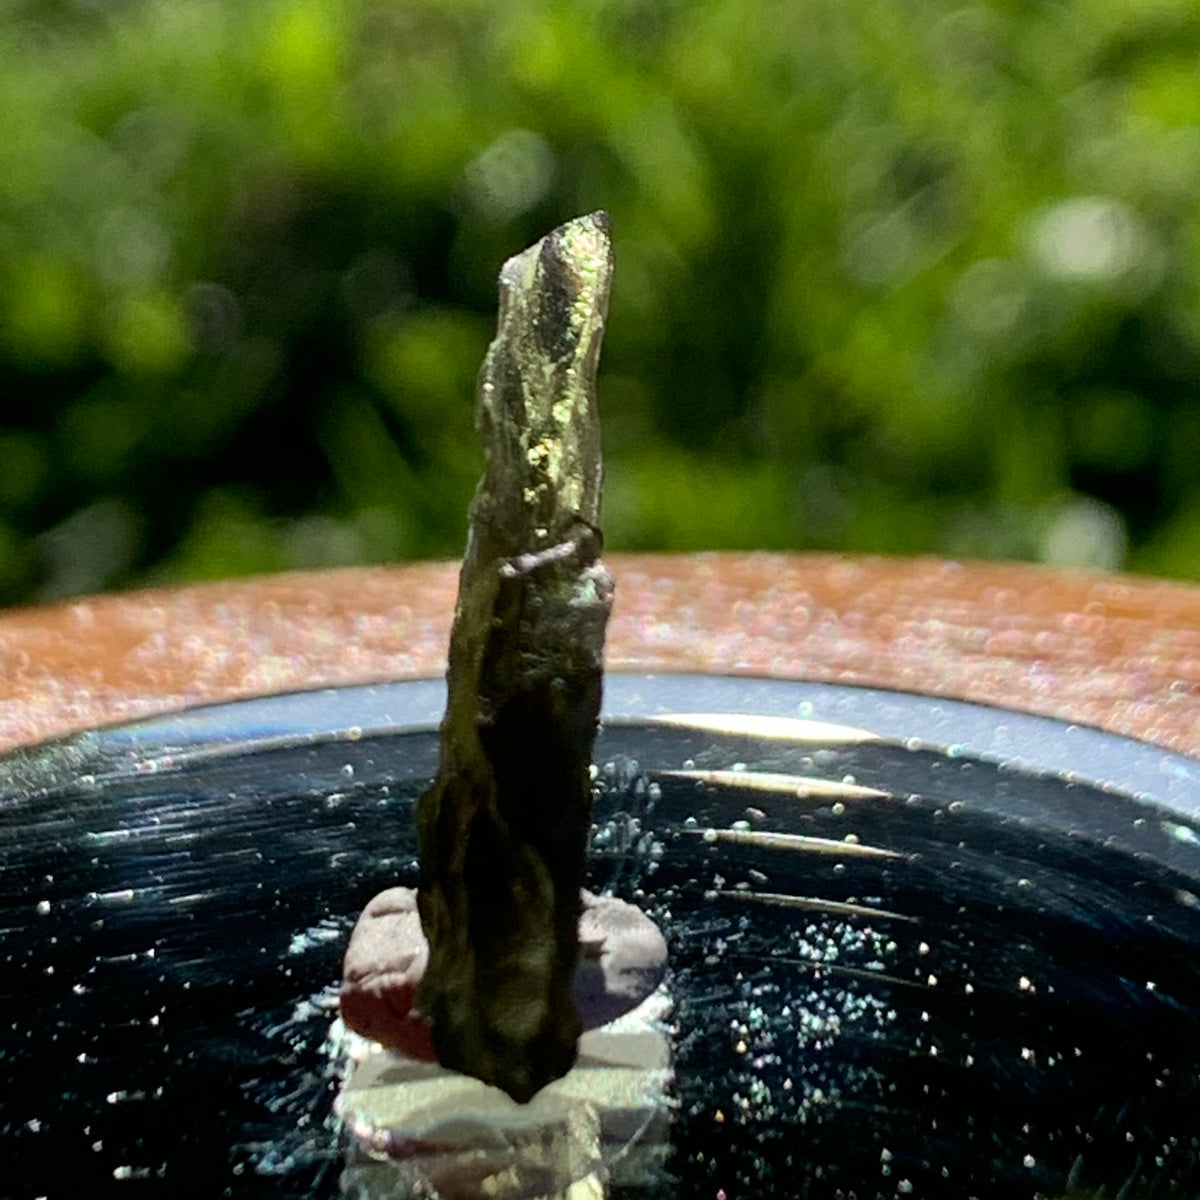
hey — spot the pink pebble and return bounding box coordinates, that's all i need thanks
[341,887,667,1061]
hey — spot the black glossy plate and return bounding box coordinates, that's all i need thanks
[4,674,1200,1199]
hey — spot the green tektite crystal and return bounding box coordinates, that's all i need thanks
[416,213,615,1102]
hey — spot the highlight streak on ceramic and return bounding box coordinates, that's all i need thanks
[719,890,917,923]
[687,828,901,859]
[773,956,926,990]
[647,713,880,744]
[662,769,888,800]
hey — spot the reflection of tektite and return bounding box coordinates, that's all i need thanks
[337,988,673,1200]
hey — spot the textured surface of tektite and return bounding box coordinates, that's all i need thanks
[415,213,615,1102]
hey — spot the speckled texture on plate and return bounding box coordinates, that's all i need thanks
[1,553,1199,754]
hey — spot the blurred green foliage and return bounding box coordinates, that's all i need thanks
[3,0,1200,605]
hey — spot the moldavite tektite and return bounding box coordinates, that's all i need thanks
[416,212,616,1103]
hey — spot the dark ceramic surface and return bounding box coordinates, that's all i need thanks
[4,676,1200,1198]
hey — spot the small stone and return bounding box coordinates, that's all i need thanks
[341,887,666,1060]
[573,892,669,1029]
[339,888,434,1061]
